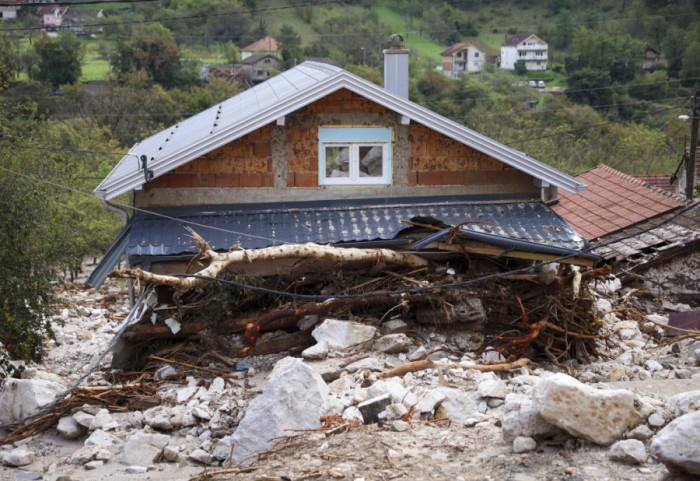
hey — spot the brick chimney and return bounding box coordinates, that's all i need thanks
[383,34,409,98]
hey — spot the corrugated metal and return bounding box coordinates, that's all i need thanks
[85,219,132,289]
[95,62,586,201]
[125,196,585,265]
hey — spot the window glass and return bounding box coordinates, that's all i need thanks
[318,127,391,186]
[359,146,384,177]
[326,146,350,178]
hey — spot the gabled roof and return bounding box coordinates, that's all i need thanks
[240,53,281,65]
[38,5,68,15]
[440,39,499,58]
[94,61,586,200]
[552,164,685,240]
[242,36,278,53]
[503,33,544,47]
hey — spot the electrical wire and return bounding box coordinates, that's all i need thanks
[0,0,157,6]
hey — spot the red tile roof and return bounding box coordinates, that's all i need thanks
[439,42,467,57]
[503,33,536,47]
[242,36,278,53]
[634,175,675,193]
[552,164,685,240]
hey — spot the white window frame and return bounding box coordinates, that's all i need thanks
[319,127,392,186]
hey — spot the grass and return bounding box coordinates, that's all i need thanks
[374,2,442,66]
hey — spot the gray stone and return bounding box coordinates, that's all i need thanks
[125,466,148,474]
[381,319,407,334]
[229,357,328,466]
[381,403,408,421]
[344,357,386,374]
[57,416,85,440]
[302,341,329,360]
[626,425,654,440]
[367,379,416,407]
[0,378,66,424]
[532,373,651,446]
[648,412,665,427]
[1,447,35,467]
[358,393,392,423]
[391,420,410,432]
[84,429,118,448]
[650,410,700,475]
[513,436,537,453]
[163,446,180,463]
[143,405,174,430]
[89,409,113,431]
[72,410,95,428]
[311,319,376,350]
[430,387,478,424]
[120,431,170,467]
[667,390,700,417]
[189,448,212,465]
[477,379,508,399]
[85,460,104,470]
[408,346,427,361]
[212,438,232,462]
[69,446,98,465]
[502,393,562,443]
[374,334,412,354]
[608,439,647,464]
[342,406,363,423]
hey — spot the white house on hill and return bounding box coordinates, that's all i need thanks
[500,33,548,71]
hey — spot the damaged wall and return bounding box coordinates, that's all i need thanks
[136,88,538,207]
[640,251,700,298]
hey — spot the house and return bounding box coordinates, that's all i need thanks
[38,5,68,32]
[88,43,591,291]
[241,36,279,60]
[500,33,548,71]
[62,8,106,35]
[239,53,283,85]
[439,38,499,77]
[0,0,20,21]
[641,42,661,72]
[552,164,700,297]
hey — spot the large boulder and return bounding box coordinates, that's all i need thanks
[650,410,700,475]
[229,357,328,466]
[502,393,562,443]
[0,378,66,424]
[531,373,650,446]
[120,431,171,467]
[311,319,376,350]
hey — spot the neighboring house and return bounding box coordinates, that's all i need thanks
[241,36,279,60]
[0,0,20,21]
[63,8,106,34]
[204,64,249,89]
[552,164,700,297]
[439,38,499,77]
[38,5,68,32]
[641,42,661,72]
[500,33,548,71]
[88,46,591,290]
[239,53,283,85]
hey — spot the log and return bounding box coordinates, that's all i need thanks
[109,228,429,297]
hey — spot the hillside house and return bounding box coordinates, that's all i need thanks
[63,8,106,35]
[88,44,591,291]
[241,36,279,60]
[500,33,548,71]
[0,0,19,21]
[439,39,499,77]
[641,42,661,72]
[239,53,283,85]
[38,5,68,32]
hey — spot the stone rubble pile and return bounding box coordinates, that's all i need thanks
[0,278,699,478]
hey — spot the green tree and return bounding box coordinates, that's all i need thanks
[277,24,303,69]
[32,32,83,88]
[565,68,613,106]
[0,35,17,90]
[679,41,700,86]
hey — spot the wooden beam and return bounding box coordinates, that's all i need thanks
[436,242,596,267]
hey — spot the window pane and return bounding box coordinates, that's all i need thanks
[325,146,349,178]
[359,146,383,177]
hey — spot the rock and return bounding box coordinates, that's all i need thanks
[432,387,478,424]
[143,406,174,430]
[89,409,113,431]
[367,379,416,407]
[381,403,408,421]
[297,314,319,331]
[381,319,407,334]
[614,321,643,341]
[0,378,66,424]
[189,448,212,465]
[229,357,328,466]
[513,436,537,453]
[327,375,355,394]
[644,360,663,373]
[477,379,508,399]
[311,319,376,350]
[120,431,170,467]
[175,387,198,403]
[596,298,612,315]
[358,393,392,423]
[85,460,104,470]
[648,412,665,427]
[667,390,700,417]
[626,425,654,440]
[209,377,226,393]
[212,438,232,462]
[608,439,647,464]
[391,420,410,432]
[57,415,85,440]
[502,393,561,443]
[342,406,363,423]
[374,334,412,354]
[163,446,181,463]
[69,446,98,465]
[84,429,118,448]
[650,410,700,475]
[532,373,651,446]
[344,357,386,374]
[72,410,95,428]
[125,466,148,474]
[2,447,35,467]
[592,276,621,295]
[408,346,427,361]
[302,341,329,360]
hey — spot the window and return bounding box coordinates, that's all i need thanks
[474,52,479,57]
[319,127,391,186]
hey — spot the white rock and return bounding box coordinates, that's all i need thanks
[608,439,647,464]
[477,379,508,399]
[189,448,212,465]
[648,412,665,427]
[125,465,148,474]
[69,446,98,465]
[176,387,198,403]
[229,357,328,466]
[209,377,226,393]
[433,387,478,424]
[89,409,113,431]
[592,276,621,295]
[193,405,212,421]
[367,379,416,407]
[502,393,560,443]
[57,415,85,440]
[212,438,232,461]
[1,447,35,467]
[374,334,412,354]
[312,319,376,350]
[650,410,700,475]
[120,431,170,467]
[143,406,174,430]
[408,346,427,361]
[667,390,700,417]
[302,341,329,360]
[327,375,355,394]
[512,436,537,453]
[381,319,408,334]
[84,429,118,448]
[532,373,651,446]
[0,378,66,423]
[644,360,663,373]
[626,424,654,440]
[85,460,104,470]
[73,410,95,428]
[163,445,180,462]
[614,321,644,341]
[344,357,386,374]
[342,406,364,423]
[596,298,612,315]
[381,403,408,421]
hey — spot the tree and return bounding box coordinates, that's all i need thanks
[0,35,17,90]
[514,60,527,75]
[32,32,83,88]
[565,68,613,106]
[277,24,303,69]
[679,41,700,86]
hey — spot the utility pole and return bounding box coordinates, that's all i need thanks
[686,90,699,200]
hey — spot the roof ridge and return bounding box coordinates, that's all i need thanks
[597,163,687,204]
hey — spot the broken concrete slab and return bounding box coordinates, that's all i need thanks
[229,357,328,466]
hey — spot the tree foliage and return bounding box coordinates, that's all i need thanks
[32,32,83,88]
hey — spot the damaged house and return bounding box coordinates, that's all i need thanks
[88,41,600,364]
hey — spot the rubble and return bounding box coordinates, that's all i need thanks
[650,410,700,475]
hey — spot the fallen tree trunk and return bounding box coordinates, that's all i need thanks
[109,229,429,298]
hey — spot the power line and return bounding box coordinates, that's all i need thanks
[0,0,156,6]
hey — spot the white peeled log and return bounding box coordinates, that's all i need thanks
[109,228,428,295]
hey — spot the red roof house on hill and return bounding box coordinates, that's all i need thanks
[241,36,279,60]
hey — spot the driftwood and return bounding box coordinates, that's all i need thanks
[109,228,429,297]
[368,357,535,379]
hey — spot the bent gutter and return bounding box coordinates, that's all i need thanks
[99,198,135,308]
[414,228,601,262]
